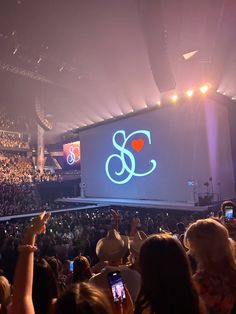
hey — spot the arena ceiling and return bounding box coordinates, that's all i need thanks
[0,0,236,141]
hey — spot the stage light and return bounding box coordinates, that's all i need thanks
[223,92,226,95]
[217,89,220,93]
[13,48,18,55]
[183,50,198,60]
[186,89,194,97]
[200,85,209,94]
[144,104,148,108]
[171,94,178,103]
[157,100,161,106]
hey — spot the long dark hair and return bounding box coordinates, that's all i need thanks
[32,258,58,314]
[73,256,92,283]
[135,234,200,314]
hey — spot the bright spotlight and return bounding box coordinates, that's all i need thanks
[157,100,161,106]
[200,85,209,94]
[171,94,178,103]
[186,89,194,97]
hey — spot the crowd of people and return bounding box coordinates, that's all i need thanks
[35,170,62,183]
[0,150,235,313]
[0,110,28,149]
[0,203,235,314]
[0,111,236,314]
[0,110,26,132]
[0,208,200,266]
[0,152,63,216]
[0,132,29,149]
[0,153,38,216]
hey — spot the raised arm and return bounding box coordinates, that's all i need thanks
[111,209,121,231]
[11,212,50,314]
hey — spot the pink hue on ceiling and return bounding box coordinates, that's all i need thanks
[0,0,236,140]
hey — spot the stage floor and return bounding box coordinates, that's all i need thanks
[57,197,209,212]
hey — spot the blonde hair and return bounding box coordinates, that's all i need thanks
[184,218,236,272]
[0,276,11,313]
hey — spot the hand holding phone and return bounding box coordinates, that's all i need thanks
[222,201,236,220]
[107,271,126,303]
[224,206,234,220]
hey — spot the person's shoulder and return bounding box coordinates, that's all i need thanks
[89,268,107,283]
[88,274,96,284]
[120,265,141,279]
[120,265,138,273]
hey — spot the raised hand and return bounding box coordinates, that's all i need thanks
[23,212,51,245]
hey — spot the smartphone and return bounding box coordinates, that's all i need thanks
[224,206,234,220]
[107,271,126,303]
[70,261,74,272]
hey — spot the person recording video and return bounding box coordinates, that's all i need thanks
[219,200,236,240]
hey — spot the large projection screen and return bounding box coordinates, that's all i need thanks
[80,100,235,202]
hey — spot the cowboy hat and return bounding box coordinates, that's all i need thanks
[96,229,129,262]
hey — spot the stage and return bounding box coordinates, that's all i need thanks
[57,197,210,212]
[0,204,110,221]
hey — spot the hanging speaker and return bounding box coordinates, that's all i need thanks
[137,0,176,92]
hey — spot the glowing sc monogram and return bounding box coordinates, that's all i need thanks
[67,145,80,165]
[105,130,157,184]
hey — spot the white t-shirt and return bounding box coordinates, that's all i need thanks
[89,264,141,303]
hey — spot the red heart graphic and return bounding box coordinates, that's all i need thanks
[132,138,144,152]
